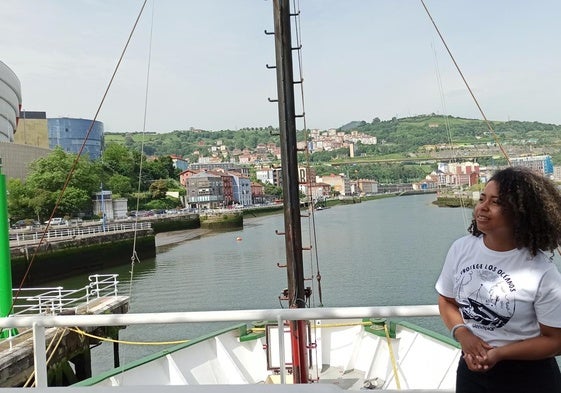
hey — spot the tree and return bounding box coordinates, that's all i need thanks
[56,187,91,217]
[7,178,34,221]
[106,174,133,197]
[149,179,168,199]
[101,143,135,177]
[18,148,101,219]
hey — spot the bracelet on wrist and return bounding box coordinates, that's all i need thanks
[450,323,469,341]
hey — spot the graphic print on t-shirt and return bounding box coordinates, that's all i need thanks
[456,264,515,329]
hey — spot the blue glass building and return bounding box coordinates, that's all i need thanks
[48,117,104,159]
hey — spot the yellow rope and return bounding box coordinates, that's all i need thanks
[69,327,189,346]
[24,327,68,387]
[384,323,401,390]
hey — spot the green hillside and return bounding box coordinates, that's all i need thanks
[104,114,561,167]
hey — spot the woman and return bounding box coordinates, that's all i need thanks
[435,166,561,393]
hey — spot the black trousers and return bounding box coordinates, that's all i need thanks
[456,356,561,393]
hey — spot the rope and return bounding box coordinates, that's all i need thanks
[0,1,151,340]
[431,42,470,228]
[24,328,68,387]
[289,0,323,309]
[127,0,155,305]
[384,323,401,390]
[420,0,510,165]
[69,327,189,346]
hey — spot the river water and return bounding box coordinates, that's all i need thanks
[49,194,477,373]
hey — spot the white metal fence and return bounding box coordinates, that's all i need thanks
[9,222,152,245]
[11,274,120,316]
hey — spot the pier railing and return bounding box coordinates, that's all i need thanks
[0,304,441,389]
[11,274,120,316]
[9,222,152,245]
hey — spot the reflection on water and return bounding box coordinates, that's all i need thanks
[47,195,476,373]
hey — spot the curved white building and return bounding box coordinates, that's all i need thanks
[0,61,22,142]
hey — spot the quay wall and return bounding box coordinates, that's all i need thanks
[10,230,155,286]
[9,214,209,286]
[200,212,243,229]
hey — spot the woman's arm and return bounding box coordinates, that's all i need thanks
[438,294,492,365]
[482,323,561,369]
[438,295,464,329]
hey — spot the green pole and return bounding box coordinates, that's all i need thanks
[0,162,17,338]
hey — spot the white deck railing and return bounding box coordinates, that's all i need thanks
[11,274,120,316]
[0,304,440,388]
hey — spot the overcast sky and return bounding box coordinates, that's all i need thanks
[2,1,561,133]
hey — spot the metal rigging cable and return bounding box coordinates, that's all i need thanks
[290,0,324,309]
[420,0,511,165]
[4,0,150,328]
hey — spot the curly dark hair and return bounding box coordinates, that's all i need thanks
[468,166,561,256]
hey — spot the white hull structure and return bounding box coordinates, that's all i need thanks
[1,306,460,391]
[74,317,460,390]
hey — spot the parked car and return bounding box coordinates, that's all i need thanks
[11,219,41,229]
[44,217,66,225]
[67,218,83,226]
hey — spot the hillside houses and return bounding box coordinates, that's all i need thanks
[308,129,377,152]
[187,129,375,166]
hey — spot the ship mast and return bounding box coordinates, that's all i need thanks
[272,0,309,383]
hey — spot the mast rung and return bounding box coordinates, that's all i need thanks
[301,246,312,251]
[275,230,285,235]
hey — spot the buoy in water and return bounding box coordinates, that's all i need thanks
[236,237,242,241]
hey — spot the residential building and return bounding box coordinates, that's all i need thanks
[510,155,553,177]
[179,169,200,187]
[256,166,282,186]
[170,155,189,171]
[316,173,350,196]
[251,182,265,204]
[186,171,224,209]
[231,173,252,206]
[356,179,379,195]
[189,162,249,176]
[412,177,439,191]
[433,161,480,187]
[218,171,234,206]
[302,182,330,201]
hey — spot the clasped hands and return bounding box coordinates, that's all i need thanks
[456,328,497,372]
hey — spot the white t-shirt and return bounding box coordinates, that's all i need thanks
[435,235,561,347]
